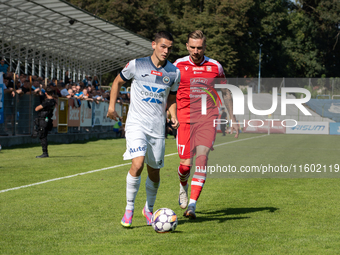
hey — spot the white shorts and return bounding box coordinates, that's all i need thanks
[123,129,165,169]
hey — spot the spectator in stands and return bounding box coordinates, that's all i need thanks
[38,76,44,85]
[3,78,10,92]
[121,93,129,103]
[67,88,75,97]
[32,80,42,94]
[64,71,71,85]
[113,116,125,138]
[14,81,22,94]
[59,82,70,97]
[82,76,88,87]
[17,80,32,94]
[74,85,83,99]
[87,84,93,94]
[3,74,16,96]
[92,89,104,102]
[102,90,110,101]
[92,76,99,90]
[71,84,76,93]
[5,72,14,84]
[18,76,25,87]
[87,76,93,87]
[0,59,9,75]
[3,77,15,131]
[50,82,61,97]
[82,88,92,100]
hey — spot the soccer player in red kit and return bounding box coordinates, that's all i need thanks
[173,30,239,219]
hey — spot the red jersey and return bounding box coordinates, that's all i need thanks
[173,55,226,123]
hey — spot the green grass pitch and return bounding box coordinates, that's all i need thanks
[1,134,340,254]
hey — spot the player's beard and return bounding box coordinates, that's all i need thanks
[191,54,203,63]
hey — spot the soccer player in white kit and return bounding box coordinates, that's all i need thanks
[107,31,180,227]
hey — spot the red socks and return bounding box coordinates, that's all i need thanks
[190,155,207,201]
[178,164,191,186]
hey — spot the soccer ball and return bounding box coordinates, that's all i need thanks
[151,208,178,233]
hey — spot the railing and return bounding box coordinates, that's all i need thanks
[0,93,126,136]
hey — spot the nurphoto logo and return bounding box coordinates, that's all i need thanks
[200,84,312,128]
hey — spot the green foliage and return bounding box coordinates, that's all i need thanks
[66,0,340,78]
[241,87,248,94]
[301,85,319,99]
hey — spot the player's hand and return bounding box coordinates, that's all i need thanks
[171,117,180,129]
[107,109,120,121]
[231,119,239,138]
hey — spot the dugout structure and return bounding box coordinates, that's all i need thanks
[0,0,152,80]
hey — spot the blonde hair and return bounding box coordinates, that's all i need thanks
[187,30,206,45]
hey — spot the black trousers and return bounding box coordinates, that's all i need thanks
[220,124,226,135]
[39,128,49,154]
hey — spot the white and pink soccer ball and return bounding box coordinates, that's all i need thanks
[151,208,178,233]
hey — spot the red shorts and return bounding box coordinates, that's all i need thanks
[177,120,217,159]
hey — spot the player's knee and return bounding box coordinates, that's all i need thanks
[196,145,210,157]
[180,158,192,166]
[147,167,160,182]
[130,158,145,176]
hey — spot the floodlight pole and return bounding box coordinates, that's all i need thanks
[258,44,262,94]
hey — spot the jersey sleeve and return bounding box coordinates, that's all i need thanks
[170,68,180,94]
[217,61,226,78]
[120,59,136,81]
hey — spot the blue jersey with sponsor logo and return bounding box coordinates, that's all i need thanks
[120,56,180,138]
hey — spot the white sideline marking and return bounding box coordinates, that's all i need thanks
[214,134,269,147]
[0,163,131,194]
[0,135,267,194]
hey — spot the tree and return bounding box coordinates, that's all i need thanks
[66,0,340,78]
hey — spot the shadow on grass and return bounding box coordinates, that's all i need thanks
[2,136,121,150]
[124,225,150,230]
[49,155,87,158]
[178,207,278,225]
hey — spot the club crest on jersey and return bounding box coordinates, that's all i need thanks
[163,76,170,84]
[151,70,162,76]
[206,66,212,72]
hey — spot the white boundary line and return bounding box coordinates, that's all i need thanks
[0,135,268,194]
[214,134,269,147]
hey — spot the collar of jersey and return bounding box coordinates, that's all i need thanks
[188,55,207,66]
[149,56,168,70]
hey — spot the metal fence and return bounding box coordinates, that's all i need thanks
[0,93,118,136]
[0,93,37,136]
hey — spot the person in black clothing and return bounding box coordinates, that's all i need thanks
[33,86,56,158]
[220,108,227,136]
[64,71,71,85]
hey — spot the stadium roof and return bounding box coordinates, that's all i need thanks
[0,0,153,77]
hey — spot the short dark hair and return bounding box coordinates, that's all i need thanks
[45,87,54,96]
[154,31,174,43]
[187,30,206,46]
